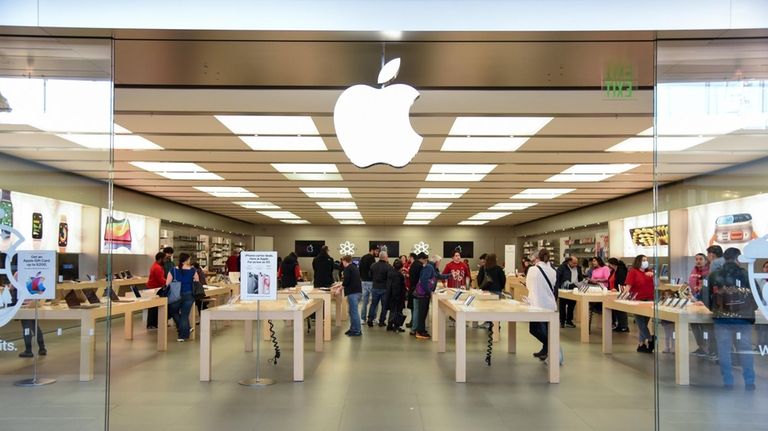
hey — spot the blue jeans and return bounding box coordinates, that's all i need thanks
[360,281,373,320]
[715,322,755,386]
[413,297,430,334]
[168,293,194,339]
[368,288,388,323]
[346,292,362,334]
[635,315,652,343]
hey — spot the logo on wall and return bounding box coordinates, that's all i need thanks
[333,58,423,168]
[412,241,430,254]
[739,235,768,320]
[339,241,356,256]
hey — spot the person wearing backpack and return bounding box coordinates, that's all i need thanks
[526,249,557,361]
[701,247,756,390]
[412,253,449,339]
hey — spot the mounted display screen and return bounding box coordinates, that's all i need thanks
[443,241,474,258]
[294,240,325,257]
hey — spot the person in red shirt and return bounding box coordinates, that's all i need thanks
[145,252,167,329]
[442,251,472,289]
[225,249,241,274]
[625,254,656,353]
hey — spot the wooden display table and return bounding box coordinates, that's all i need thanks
[558,289,618,343]
[16,296,167,381]
[437,297,559,383]
[56,277,148,296]
[188,284,235,340]
[430,288,502,343]
[199,299,324,382]
[505,276,528,300]
[277,288,343,341]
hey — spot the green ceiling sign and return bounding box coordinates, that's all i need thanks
[603,64,635,98]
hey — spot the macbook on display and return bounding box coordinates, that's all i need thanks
[64,290,99,309]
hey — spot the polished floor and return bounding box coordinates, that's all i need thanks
[0,310,766,431]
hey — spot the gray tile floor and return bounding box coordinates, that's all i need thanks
[0,311,766,431]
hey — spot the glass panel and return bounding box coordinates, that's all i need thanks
[0,37,112,430]
[656,38,768,428]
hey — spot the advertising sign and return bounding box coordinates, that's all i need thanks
[100,209,148,255]
[687,193,768,255]
[240,251,277,301]
[17,250,56,300]
[0,189,83,253]
[622,212,669,257]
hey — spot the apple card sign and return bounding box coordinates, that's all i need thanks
[295,240,325,258]
[443,241,474,258]
[333,58,423,168]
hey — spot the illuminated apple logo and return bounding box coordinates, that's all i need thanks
[333,58,422,168]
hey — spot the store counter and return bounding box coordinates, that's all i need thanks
[199,299,324,382]
[16,296,167,381]
[436,297,559,383]
[56,277,148,296]
[558,289,618,343]
[430,288,502,343]
[188,284,235,340]
[505,276,528,300]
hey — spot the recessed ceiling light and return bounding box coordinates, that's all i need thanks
[416,188,469,199]
[57,125,163,150]
[301,187,352,199]
[328,211,363,220]
[130,162,223,180]
[404,220,430,225]
[196,187,257,198]
[411,202,452,210]
[440,137,529,152]
[234,201,280,209]
[458,220,489,225]
[405,212,441,220]
[546,164,639,182]
[426,164,496,182]
[239,136,327,151]
[339,220,365,225]
[272,163,341,180]
[281,219,310,224]
[488,202,537,210]
[469,212,511,220]
[215,115,320,135]
[317,202,358,210]
[448,117,553,136]
[258,211,300,219]
[606,134,713,152]
[512,188,575,199]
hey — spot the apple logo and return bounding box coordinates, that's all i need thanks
[333,58,422,168]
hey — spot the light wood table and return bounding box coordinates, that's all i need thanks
[199,299,324,382]
[16,296,167,381]
[277,288,342,341]
[558,289,618,343]
[505,276,528,300]
[430,289,502,342]
[600,299,767,385]
[437,297,559,383]
[188,284,234,341]
[56,277,148,297]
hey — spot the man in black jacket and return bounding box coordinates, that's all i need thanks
[341,255,363,337]
[312,245,335,287]
[406,253,422,328]
[555,256,582,328]
[368,251,392,327]
[358,246,377,324]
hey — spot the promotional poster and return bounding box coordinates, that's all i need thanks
[100,209,148,254]
[687,193,768,255]
[240,251,277,301]
[0,189,83,253]
[17,250,56,300]
[622,211,669,257]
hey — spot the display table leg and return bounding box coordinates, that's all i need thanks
[493,320,501,342]
[315,306,323,352]
[507,322,516,354]
[80,316,96,382]
[548,315,560,383]
[189,305,197,341]
[124,310,134,340]
[157,303,168,351]
[437,304,447,353]
[579,298,590,343]
[244,320,253,352]
[431,294,438,342]
[323,297,331,341]
[675,319,690,385]
[294,312,304,382]
[200,311,211,381]
[602,307,613,354]
[455,313,467,383]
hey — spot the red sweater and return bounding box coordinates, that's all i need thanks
[442,261,471,289]
[626,268,654,301]
[146,261,166,289]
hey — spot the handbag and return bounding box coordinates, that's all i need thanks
[193,281,206,299]
[712,285,757,319]
[167,268,182,304]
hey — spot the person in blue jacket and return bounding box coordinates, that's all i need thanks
[411,253,449,339]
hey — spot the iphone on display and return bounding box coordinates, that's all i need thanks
[32,212,43,239]
[0,190,12,239]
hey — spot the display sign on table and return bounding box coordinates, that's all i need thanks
[687,193,768,256]
[294,240,325,257]
[17,250,56,300]
[240,251,277,301]
[443,241,474,258]
[369,241,399,258]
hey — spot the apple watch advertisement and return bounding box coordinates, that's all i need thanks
[0,190,83,252]
[295,240,325,257]
[687,193,768,255]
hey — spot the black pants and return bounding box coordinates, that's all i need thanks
[559,298,575,324]
[387,291,405,328]
[529,322,548,354]
[614,311,629,329]
[21,320,45,351]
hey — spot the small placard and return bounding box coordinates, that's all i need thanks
[240,251,277,301]
[18,250,56,300]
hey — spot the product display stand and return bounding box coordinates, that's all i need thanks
[15,300,56,387]
[238,300,275,387]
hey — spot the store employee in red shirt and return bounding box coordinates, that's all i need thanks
[145,252,167,329]
[442,250,472,289]
[625,254,656,353]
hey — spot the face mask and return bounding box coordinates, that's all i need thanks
[641,260,649,270]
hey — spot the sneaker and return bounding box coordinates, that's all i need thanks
[367,321,374,328]
[746,383,756,391]
[177,338,186,342]
[560,323,565,328]
[147,325,158,330]
[394,328,405,333]
[348,332,362,337]
[691,348,708,357]
[18,350,33,358]
[415,332,431,340]
[405,322,412,328]
[409,330,417,336]
[533,350,547,359]
[38,348,47,356]
[648,336,656,352]
[377,322,386,327]
[344,329,352,335]
[613,327,630,333]
[637,344,650,353]
[564,321,576,328]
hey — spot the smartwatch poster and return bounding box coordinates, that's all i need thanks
[240,251,277,301]
[18,250,56,300]
[0,189,83,252]
[687,193,768,255]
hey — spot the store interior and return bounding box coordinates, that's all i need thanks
[0,30,767,431]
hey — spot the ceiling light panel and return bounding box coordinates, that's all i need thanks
[411,202,452,210]
[239,136,327,151]
[469,212,511,220]
[57,125,162,150]
[317,202,358,210]
[328,211,363,220]
[300,187,352,199]
[404,220,430,225]
[281,219,310,224]
[458,220,489,225]
[512,188,575,199]
[449,117,554,136]
[606,136,713,152]
[339,220,365,225]
[426,164,496,182]
[214,115,320,135]
[129,162,223,180]
[416,188,469,199]
[196,187,257,198]
[546,164,639,182]
[258,211,300,219]
[405,212,441,220]
[272,163,342,181]
[234,201,280,209]
[440,137,528,152]
[488,202,537,210]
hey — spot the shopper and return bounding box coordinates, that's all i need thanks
[581,258,592,278]
[688,252,711,356]
[278,252,301,288]
[701,247,756,389]
[165,252,199,342]
[526,249,557,361]
[625,254,655,353]
[406,252,422,329]
[606,258,630,332]
[706,245,725,273]
[476,253,487,287]
[588,256,610,289]
[145,251,167,329]
[7,283,47,358]
[358,246,377,322]
[340,255,362,337]
[479,253,506,294]
[442,250,472,289]
[555,256,582,328]
[312,245,335,288]
[225,248,241,274]
[521,257,533,276]
[411,253,448,339]
[386,259,407,332]
[368,251,392,327]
